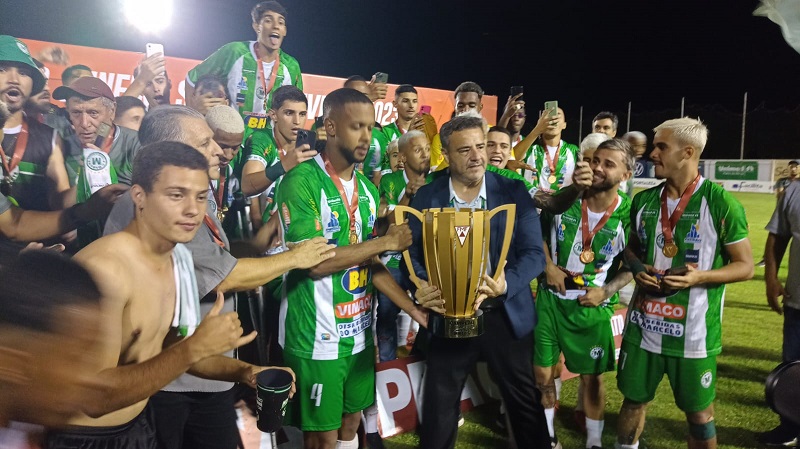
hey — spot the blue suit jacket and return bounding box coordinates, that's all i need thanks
[406,170,545,339]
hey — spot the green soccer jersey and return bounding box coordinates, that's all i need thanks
[378,170,411,269]
[624,178,749,358]
[277,156,379,360]
[187,42,302,131]
[245,127,285,218]
[381,122,403,143]
[541,194,631,304]
[364,127,390,179]
[521,140,580,193]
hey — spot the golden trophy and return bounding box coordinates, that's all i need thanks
[393,205,516,338]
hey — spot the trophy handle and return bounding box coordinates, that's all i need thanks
[486,204,517,283]
[392,205,425,289]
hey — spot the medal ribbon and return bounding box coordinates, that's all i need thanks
[213,171,227,211]
[543,142,560,180]
[581,195,619,258]
[659,174,701,247]
[322,153,360,243]
[257,52,281,106]
[203,214,226,248]
[0,120,29,179]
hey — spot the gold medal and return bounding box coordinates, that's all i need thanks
[662,241,679,258]
[579,249,595,264]
[349,229,359,245]
[216,206,227,222]
[548,174,557,184]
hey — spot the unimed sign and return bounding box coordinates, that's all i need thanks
[714,161,758,180]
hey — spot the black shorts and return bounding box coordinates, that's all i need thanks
[45,407,156,449]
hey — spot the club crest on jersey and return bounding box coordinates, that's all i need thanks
[656,233,665,248]
[600,239,615,256]
[326,211,341,233]
[455,226,470,246]
[342,266,370,295]
[700,370,713,388]
[590,346,604,360]
[556,223,566,241]
[685,222,702,244]
[542,166,551,176]
[572,241,584,255]
[86,151,109,171]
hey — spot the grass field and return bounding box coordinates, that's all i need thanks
[384,192,785,449]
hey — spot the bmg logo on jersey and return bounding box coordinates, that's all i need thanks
[342,266,371,295]
[326,211,341,233]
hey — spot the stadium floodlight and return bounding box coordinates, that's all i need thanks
[124,0,172,34]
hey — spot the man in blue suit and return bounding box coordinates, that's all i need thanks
[408,114,551,449]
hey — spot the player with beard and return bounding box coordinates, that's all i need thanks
[186,1,302,135]
[275,88,428,449]
[0,36,72,211]
[535,139,634,449]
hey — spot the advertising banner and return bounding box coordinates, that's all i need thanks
[373,307,628,438]
[21,39,498,129]
[713,160,759,180]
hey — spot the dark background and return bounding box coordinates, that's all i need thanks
[2,0,798,158]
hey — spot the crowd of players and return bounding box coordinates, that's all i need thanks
[6,1,795,448]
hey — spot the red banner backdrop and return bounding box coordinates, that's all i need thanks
[21,39,498,129]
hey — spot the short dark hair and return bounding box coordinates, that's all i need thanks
[61,64,92,85]
[131,141,209,193]
[322,88,373,120]
[0,251,101,333]
[790,160,799,166]
[440,115,485,151]
[344,75,367,86]
[195,74,230,102]
[139,105,204,146]
[593,111,619,131]
[115,96,146,119]
[272,85,307,110]
[454,81,483,99]
[596,138,635,172]
[488,126,512,140]
[395,84,417,97]
[252,1,287,23]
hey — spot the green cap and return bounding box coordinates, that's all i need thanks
[0,36,46,95]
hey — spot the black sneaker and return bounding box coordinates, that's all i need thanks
[365,432,386,449]
[757,425,799,447]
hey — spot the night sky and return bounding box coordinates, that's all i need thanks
[2,0,799,157]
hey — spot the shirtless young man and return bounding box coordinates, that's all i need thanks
[46,141,286,449]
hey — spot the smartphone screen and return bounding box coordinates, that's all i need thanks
[544,100,558,118]
[145,43,164,58]
[419,105,432,115]
[510,86,524,101]
[374,72,389,84]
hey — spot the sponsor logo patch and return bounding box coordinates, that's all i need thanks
[341,266,370,295]
[642,300,686,319]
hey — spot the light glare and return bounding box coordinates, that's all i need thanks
[124,0,172,34]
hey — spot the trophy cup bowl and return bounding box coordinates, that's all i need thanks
[394,205,515,338]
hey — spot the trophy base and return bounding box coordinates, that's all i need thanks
[429,310,484,338]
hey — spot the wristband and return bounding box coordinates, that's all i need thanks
[265,162,286,181]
